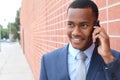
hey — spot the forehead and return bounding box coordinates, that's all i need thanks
[67,8,95,21]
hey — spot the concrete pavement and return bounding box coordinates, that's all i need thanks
[0,42,34,80]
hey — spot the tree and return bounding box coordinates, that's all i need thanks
[0,24,9,39]
[7,23,18,41]
[1,28,9,39]
[15,8,20,31]
[14,8,20,40]
[0,24,2,40]
[7,8,21,41]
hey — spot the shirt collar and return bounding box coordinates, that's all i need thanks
[68,43,80,59]
[84,43,95,59]
[68,43,95,59]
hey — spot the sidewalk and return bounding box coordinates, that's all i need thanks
[0,42,34,80]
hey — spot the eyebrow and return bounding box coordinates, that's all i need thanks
[67,21,73,23]
[67,21,89,24]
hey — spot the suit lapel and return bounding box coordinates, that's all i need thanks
[86,46,104,80]
[56,45,70,80]
[55,44,104,80]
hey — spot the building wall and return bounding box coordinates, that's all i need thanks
[20,0,120,80]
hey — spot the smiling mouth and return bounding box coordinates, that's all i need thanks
[71,38,84,44]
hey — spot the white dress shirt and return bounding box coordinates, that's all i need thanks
[68,43,95,80]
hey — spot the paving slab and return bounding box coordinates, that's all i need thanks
[0,42,34,80]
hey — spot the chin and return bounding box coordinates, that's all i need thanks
[71,43,85,50]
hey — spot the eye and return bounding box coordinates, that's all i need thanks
[81,23,89,29]
[67,22,75,28]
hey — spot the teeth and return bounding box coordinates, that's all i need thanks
[74,39,80,40]
[72,38,81,43]
[73,38,80,40]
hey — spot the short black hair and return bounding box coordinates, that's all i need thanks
[68,0,99,20]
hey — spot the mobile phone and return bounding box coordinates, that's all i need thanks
[94,20,100,27]
[94,20,100,46]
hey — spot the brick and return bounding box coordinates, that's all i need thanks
[100,23,107,32]
[110,38,120,51]
[108,0,120,5]
[108,21,120,35]
[93,0,106,8]
[99,9,107,21]
[108,5,120,20]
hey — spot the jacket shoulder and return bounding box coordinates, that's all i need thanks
[42,44,68,60]
[111,49,120,59]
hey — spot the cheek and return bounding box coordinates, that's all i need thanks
[67,28,72,36]
[84,29,93,39]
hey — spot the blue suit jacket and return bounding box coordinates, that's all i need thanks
[40,44,120,80]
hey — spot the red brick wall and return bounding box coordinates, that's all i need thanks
[20,0,120,80]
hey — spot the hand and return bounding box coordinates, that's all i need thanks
[92,26,115,64]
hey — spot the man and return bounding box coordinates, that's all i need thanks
[40,0,120,80]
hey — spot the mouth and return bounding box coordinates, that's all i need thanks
[71,37,84,44]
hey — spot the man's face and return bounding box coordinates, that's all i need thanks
[67,8,95,51]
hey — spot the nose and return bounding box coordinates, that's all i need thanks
[72,26,82,36]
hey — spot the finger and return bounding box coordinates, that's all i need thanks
[92,32,99,43]
[92,30,104,43]
[92,27,101,43]
[93,33,100,43]
[93,27,101,34]
[98,27,109,40]
[99,31,109,44]
[94,31,109,46]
